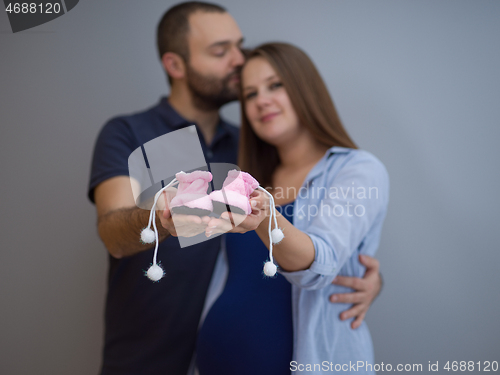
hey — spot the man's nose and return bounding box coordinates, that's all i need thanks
[231,46,245,68]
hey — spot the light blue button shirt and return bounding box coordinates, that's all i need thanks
[281,146,389,374]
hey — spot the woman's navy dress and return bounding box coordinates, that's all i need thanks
[196,202,295,375]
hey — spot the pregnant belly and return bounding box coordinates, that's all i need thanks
[196,287,293,375]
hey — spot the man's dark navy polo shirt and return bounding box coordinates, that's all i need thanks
[88,97,239,375]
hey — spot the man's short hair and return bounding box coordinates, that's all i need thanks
[157,2,226,83]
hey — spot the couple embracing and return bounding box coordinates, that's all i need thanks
[89,2,388,374]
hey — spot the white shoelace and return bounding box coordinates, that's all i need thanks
[257,187,284,277]
[140,177,179,281]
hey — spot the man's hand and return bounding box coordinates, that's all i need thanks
[157,189,210,238]
[329,254,382,329]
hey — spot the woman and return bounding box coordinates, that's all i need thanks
[196,43,389,374]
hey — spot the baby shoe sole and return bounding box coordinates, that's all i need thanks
[212,201,246,217]
[171,206,212,217]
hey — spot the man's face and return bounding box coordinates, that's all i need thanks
[185,11,245,110]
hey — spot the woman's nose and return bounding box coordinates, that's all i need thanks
[255,91,271,107]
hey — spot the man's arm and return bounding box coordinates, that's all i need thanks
[94,176,170,258]
[95,176,213,257]
[329,254,382,329]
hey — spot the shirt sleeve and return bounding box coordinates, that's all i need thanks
[87,118,138,203]
[280,151,390,290]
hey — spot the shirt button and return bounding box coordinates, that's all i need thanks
[206,150,214,159]
[297,215,304,220]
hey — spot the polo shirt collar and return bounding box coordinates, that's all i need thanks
[157,97,191,129]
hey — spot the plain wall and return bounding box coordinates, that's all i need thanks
[1,1,499,374]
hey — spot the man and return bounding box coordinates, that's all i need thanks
[88,2,382,374]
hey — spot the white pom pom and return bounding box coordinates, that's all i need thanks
[263,261,277,277]
[141,228,156,244]
[271,228,284,244]
[147,264,164,281]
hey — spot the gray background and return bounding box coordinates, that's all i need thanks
[1,0,499,374]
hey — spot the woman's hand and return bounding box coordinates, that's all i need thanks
[204,189,269,237]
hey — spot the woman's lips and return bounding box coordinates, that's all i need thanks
[260,112,280,122]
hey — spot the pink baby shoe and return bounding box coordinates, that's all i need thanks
[210,170,259,216]
[170,171,213,216]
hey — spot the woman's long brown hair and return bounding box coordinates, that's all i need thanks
[238,42,357,188]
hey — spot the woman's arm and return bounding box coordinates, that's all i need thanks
[253,209,315,272]
[275,151,389,289]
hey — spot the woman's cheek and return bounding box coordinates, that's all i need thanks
[245,104,258,126]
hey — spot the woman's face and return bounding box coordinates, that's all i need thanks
[242,57,303,146]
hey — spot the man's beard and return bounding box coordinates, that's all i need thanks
[185,64,240,111]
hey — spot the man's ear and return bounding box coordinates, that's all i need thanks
[161,52,186,80]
